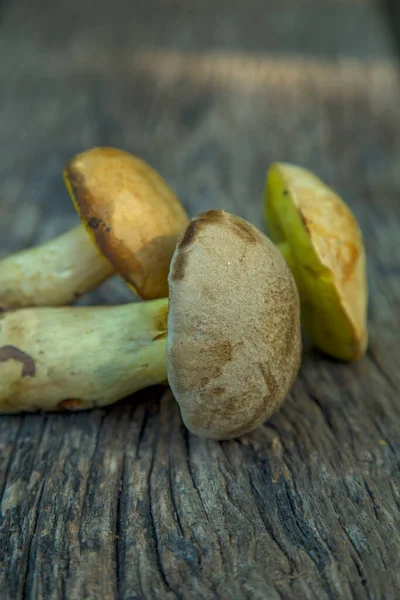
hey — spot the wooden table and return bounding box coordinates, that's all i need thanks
[1,1,399,598]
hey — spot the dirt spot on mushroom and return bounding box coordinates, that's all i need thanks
[64,166,115,266]
[170,251,188,282]
[298,210,311,234]
[64,167,90,213]
[209,340,233,365]
[57,398,83,410]
[224,397,271,438]
[171,220,201,282]
[199,365,223,387]
[195,385,270,439]
[153,331,167,341]
[179,219,201,250]
[194,210,259,244]
[336,241,360,282]
[0,346,36,377]
[201,209,225,222]
[210,387,225,397]
[258,362,279,398]
[155,303,169,332]
[228,215,260,244]
[87,216,106,230]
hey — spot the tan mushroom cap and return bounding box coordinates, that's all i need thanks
[64,147,189,299]
[166,210,302,440]
[265,163,368,361]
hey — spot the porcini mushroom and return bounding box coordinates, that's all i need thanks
[166,210,302,439]
[0,147,188,308]
[0,211,301,440]
[264,163,368,361]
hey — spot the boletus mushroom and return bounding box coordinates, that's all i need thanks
[0,211,302,440]
[264,162,368,361]
[0,147,188,308]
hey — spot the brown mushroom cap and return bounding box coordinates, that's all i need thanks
[166,210,302,440]
[265,162,368,360]
[64,147,189,299]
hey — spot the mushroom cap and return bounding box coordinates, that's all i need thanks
[64,147,189,299]
[166,210,302,440]
[265,162,368,361]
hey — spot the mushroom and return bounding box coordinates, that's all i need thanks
[0,211,302,440]
[166,210,302,439]
[264,162,368,361]
[0,147,189,308]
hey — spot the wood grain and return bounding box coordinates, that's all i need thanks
[0,0,399,598]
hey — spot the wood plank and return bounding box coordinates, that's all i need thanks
[382,0,400,58]
[0,0,400,598]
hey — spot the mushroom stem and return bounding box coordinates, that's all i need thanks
[0,298,168,413]
[0,225,114,309]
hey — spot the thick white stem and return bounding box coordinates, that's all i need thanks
[0,298,168,413]
[0,225,114,309]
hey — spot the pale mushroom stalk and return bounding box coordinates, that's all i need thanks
[0,226,114,308]
[0,299,168,413]
[0,147,189,310]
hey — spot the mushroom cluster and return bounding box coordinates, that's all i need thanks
[0,149,368,439]
[0,209,301,439]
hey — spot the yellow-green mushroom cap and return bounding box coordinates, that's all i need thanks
[166,210,302,440]
[265,163,368,361]
[64,147,189,300]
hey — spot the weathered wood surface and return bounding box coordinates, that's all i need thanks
[1,1,400,598]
